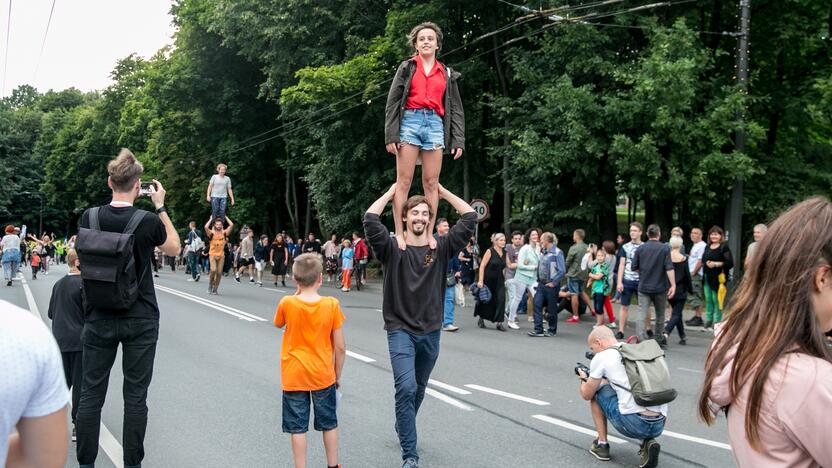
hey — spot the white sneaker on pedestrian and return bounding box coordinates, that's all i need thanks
[341,287,349,292]
[507,321,519,330]
[607,322,618,329]
[186,278,194,282]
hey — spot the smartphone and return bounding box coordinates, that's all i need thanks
[140,182,155,195]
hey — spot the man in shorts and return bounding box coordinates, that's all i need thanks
[565,229,591,323]
[616,222,643,339]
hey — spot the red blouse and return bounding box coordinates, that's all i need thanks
[404,56,447,117]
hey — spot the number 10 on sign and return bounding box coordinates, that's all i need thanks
[470,199,489,223]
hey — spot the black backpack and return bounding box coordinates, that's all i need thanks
[76,207,148,311]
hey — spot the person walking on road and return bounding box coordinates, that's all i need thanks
[352,231,369,288]
[254,234,270,286]
[528,232,565,337]
[75,149,180,468]
[474,233,507,331]
[205,216,234,295]
[504,231,524,328]
[663,236,691,346]
[184,221,203,282]
[384,22,465,252]
[702,226,733,330]
[512,228,542,322]
[1,224,21,286]
[616,222,644,339]
[323,234,341,284]
[364,183,475,468]
[631,224,675,343]
[46,249,85,441]
[271,233,289,287]
[303,232,322,255]
[436,219,460,332]
[566,229,592,324]
[236,229,256,283]
[699,197,832,468]
[273,253,346,468]
[206,163,235,221]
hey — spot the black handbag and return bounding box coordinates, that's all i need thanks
[446,272,457,288]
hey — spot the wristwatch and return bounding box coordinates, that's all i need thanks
[155,206,167,215]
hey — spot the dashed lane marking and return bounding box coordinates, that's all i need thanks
[425,388,474,411]
[532,415,627,444]
[346,350,376,363]
[155,285,267,322]
[465,384,550,406]
[663,430,731,450]
[428,379,472,395]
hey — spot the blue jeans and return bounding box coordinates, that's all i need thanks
[399,109,445,150]
[387,330,441,461]
[533,284,559,334]
[210,197,227,221]
[2,249,19,281]
[76,318,159,467]
[187,252,199,279]
[443,286,455,326]
[595,385,665,440]
[282,384,338,433]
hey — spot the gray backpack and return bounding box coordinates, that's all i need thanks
[613,340,677,407]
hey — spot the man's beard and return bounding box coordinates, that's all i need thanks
[409,222,426,236]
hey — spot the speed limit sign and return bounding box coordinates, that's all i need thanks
[470,199,490,223]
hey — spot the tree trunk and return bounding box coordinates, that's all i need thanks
[490,11,512,234]
[304,191,312,237]
[463,155,470,202]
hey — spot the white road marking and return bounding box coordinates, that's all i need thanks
[155,285,267,322]
[532,415,627,444]
[677,367,705,374]
[465,384,550,406]
[346,350,376,363]
[375,308,383,312]
[425,388,473,411]
[428,379,472,395]
[663,430,732,450]
[20,278,42,319]
[24,279,125,467]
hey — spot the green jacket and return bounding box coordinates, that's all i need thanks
[385,57,465,154]
[514,244,540,286]
[566,242,587,279]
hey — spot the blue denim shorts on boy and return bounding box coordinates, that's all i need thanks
[595,384,665,440]
[567,277,584,295]
[282,384,338,434]
[399,109,445,151]
[620,278,640,306]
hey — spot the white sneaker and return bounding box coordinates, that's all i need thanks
[607,322,618,329]
[186,278,194,282]
[507,321,519,330]
[341,287,349,292]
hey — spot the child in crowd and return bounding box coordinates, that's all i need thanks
[46,249,84,441]
[339,239,354,292]
[588,249,610,327]
[273,253,346,468]
[30,251,40,279]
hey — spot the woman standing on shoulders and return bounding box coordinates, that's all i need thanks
[699,197,832,467]
[474,233,507,331]
[385,21,465,251]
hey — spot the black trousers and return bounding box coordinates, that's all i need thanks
[76,318,159,467]
[62,351,83,424]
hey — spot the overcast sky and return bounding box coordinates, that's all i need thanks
[0,0,175,97]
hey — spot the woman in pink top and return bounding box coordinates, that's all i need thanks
[698,196,832,468]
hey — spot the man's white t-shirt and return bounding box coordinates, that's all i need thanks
[589,345,668,416]
[209,174,232,199]
[688,241,706,276]
[0,300,69,463]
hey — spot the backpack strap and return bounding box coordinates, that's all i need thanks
[89,207,101,231]
[123,210,148,235]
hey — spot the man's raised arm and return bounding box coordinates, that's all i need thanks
[363,184,397,263]
[366,184,397,216]
[438,184,476,254]
[438,184,474,215]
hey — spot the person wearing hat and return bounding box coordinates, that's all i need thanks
[1,225,21,286]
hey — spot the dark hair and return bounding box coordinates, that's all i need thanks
[708,225,724,240]
[646,224,661,239]
[408,22,443,50]
[436,218,448,226]
[401,195,433,221]
[630,222,643,231]
[511,230,523,238]
[698,197,832,449]
[602,240,616,254]
[525,227,541,243]
[574,229,585,241]
[352,231,362,239]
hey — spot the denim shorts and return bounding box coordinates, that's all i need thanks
[595,384,665,440]
[567,277,584,295]
[282,384,338,434]
[400,109,445,151]
[620,278,640,306]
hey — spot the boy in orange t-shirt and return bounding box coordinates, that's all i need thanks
[273,253,346,468]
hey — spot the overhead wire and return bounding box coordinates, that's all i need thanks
[33,0,57,81]
[217,0,704,156]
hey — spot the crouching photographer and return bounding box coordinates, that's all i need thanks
[576,326,672,468]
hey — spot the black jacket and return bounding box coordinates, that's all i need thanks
[384,58,465,154]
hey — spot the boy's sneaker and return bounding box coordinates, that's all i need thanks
[566,316,580,324]
[196,273,200,282]
[402,458,419,468]
[685,316,703,327]
[703,321,714,331]
[249,278,255,283]
[258,282,263,287]
[639,438,660,468]
[589,439,610,461]
[607,322,617,328]
[527,330,547,337]
[234,275,241,283]
[442,324,459,332]
[507,321,519,330]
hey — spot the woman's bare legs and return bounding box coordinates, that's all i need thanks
[420,148,443,249]
[393,144,420,250]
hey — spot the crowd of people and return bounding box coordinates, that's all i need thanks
[1,227,76,285]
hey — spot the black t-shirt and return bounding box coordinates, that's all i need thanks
[303,240,321,254]
[631,239,672,294]
[47,273,85,352]
[364,212,476,334]
[79,205,167,321]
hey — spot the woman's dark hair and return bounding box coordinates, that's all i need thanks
[698,197,832,450]
[408,22,443,50]
[602,240,616,255]
[707,225,724,240]
[525,227,541,244]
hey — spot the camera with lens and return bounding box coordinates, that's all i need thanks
[574,351,595,378]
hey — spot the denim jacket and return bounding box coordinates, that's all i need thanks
[537,246,565,286]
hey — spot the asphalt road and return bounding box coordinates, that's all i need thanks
[2,265,735,468]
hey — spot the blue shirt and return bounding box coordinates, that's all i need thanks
[537,246,565,285]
